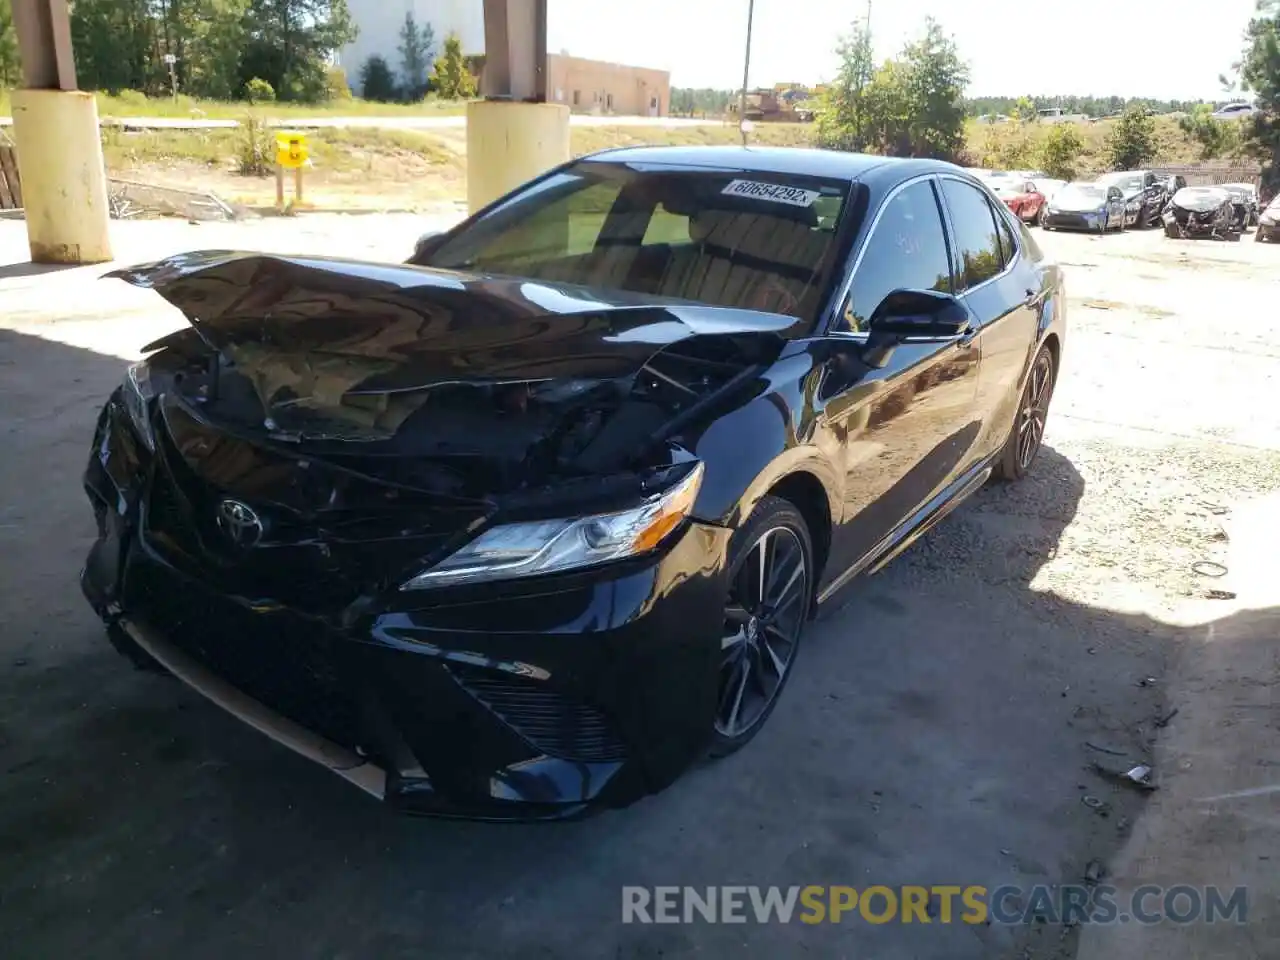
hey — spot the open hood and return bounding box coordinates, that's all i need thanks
[109,252,803,451]
[111,251,806,385]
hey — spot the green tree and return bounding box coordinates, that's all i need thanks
[815,21,876,151]
[430,32,476,100]
[1178,104,1242,159]
[1040,123,1085,179]
[0,0,20,88]
[359,54,397,102]
[1107,105,1159,169]
[1236,0,1280,195]
[898,19,969,160]
[239,0,357,102]
[397,11,435,99]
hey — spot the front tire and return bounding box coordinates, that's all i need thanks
[709,496,813,758]
[993,345,1056,483]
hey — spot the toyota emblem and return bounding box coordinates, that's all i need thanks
[216,499,263,548]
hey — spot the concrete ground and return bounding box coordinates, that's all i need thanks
[1,217,1278,959]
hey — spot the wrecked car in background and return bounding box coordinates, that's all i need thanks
[1220,182,1260,229]
[1255,193,1280,242]
[1095,170,1170,229]
[993,178,1048,225]
[1163,186,1240,240]
[1041,181,1127,232]
[81,147,1066,818]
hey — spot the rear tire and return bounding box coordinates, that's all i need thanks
[708,496,813,759]
[993,345,1056,483]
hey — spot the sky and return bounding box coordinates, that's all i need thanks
[547,0,1260,100]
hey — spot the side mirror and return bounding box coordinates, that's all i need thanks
[408,230,446,265]
[863,289,970,368]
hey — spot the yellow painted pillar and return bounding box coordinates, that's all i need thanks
[465,100,570,214]
[9,89,113,264]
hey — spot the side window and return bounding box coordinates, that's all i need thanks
[842,180,952,333]
[939,179,1005,291]
[992,204,1018,269]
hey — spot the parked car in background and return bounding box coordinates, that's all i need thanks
[1212,102,1257,120]
[1030,178,1067,205]
[1163,186,1239,240]
[1095,170,1171,228]
[82,147,1067,818]
[1254,193,1280,242]
[1041,181,1127,233]
[1221,182,1260,228]
[994,178,1048,224]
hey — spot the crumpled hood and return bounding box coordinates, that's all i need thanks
[109,251,807,387]
[1171,188,1230,213]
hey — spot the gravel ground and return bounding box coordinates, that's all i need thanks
[0,217,1277,959]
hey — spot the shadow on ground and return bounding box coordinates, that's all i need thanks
[0,261,82,281]
[0,328,1183,960]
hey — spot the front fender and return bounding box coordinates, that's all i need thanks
[688,361,841,533]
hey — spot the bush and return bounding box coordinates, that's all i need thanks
[360,55,398,102]
[326,65,354,102]
[1107,105,1158,170]
[1040,124,1084,180]
[236,113,274,176]
[244,77,276,104]
[430,34,477,100]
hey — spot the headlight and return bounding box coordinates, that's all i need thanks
[401,462,705,590]
[1126,200,1140,212]
[121,361,155,452]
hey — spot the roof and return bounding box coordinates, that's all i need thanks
[577,145,961,183]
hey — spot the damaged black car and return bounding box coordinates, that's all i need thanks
[1163,185,1240,240]
[82,147,1066,819]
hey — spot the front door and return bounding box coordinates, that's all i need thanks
[937,177,1041,460]
[818,177,981,585]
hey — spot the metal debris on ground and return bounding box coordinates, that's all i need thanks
[1138,677,1159,687]
[1081,795,1109,814]
[1085,741,1127,756]
[1206,588,1238,600]
[1155,707,1180,728]
[1191,560,1228,578]
[1084,859,1104,885]
[106,178,240,221]
[1092,759,1157,791]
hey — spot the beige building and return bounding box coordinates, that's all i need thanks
[545,54,670,118]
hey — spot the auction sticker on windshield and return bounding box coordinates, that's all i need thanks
[721,180,821,207]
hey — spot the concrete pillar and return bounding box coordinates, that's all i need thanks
[9,90,113,263]
[465,101,570,213]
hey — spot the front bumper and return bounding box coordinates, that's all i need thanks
[82,396,732,819]
[1042,211,1105,231]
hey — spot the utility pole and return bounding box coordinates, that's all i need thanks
[738,0,754,145]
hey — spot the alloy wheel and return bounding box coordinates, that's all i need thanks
[1017,351,1053,470]
[715,526,809,739]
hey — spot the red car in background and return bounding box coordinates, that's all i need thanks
[995,179,1047,224]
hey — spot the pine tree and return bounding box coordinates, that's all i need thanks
[397,11,435,100]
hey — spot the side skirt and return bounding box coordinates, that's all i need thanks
[816,457,995,607]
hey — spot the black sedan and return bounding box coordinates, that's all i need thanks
[1163,186,1239,239]
[82,147,1066,819]
[1095,169,1171,228]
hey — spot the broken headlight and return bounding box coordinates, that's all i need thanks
[402,462,705,589]
[121,362,156,452]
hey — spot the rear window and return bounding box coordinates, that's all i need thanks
[428,163,854,321]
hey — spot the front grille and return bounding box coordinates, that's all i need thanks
[127,560,361,750]
[448,663,627,763]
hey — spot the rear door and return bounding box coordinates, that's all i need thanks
[818,177,982,579]
[937,176,1041,462]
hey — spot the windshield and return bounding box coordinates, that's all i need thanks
[1057,184,1106,203]
[1096,172,1144,193]
[428,162,854,322]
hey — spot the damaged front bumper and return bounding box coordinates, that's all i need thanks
[82,392,733,820]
